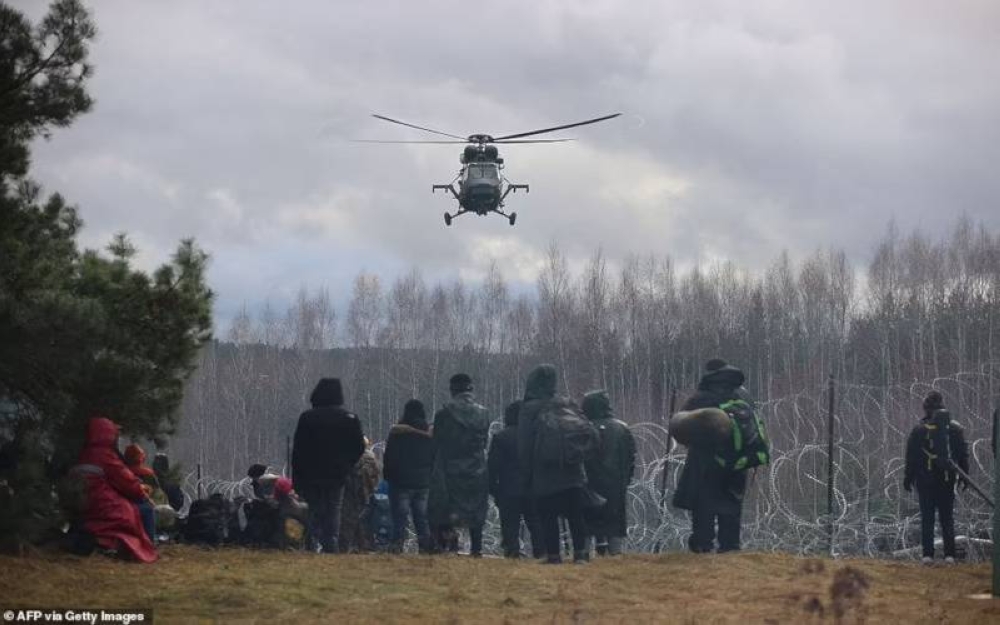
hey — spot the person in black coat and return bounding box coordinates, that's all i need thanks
[672,359,750,553]
[904,390,969,563]
[518,364,592,564]
[488,400,543,558]
[383,399,435,553]
[291,377,365,553]
[582,390,636,556]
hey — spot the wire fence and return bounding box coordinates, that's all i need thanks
[176,370,999,560]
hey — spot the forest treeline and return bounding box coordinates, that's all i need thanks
[175,217,1000,479]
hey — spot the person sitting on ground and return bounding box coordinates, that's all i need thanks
[904,390,969,564]
[73,416,157,562]
[243,463,283,547]
[383,399,435,553]
[152,452,185,512]
[340,437,381,553]
[488,400,543,558]
[248,463,280,501]
[273,477,309,550]
[122,442,158,541]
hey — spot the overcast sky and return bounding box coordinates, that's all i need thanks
[15,0,1000,326]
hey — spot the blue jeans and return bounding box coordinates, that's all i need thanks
[299,482,346,553]
[135,499,155,541]
[389,486,430,553]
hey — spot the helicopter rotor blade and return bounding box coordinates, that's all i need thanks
[371,114,468,140]
[350,139,468,144]
[492,113,622,141]
[492,139,576,144]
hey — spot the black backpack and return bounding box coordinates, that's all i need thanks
[535,399,600,467]
[714,399,770,471]
[921,409,954,475]
[183,494,238,545]
[242,499,281,547]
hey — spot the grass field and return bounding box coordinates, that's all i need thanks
[0,546,997,623]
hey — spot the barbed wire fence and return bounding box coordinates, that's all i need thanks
[176,369,999,559]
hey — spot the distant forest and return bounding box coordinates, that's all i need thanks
[173,216,1000,483]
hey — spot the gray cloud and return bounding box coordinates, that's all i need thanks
[16,0,1000,326]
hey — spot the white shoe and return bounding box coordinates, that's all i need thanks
[921,556,933,565]
[944,556,955,564]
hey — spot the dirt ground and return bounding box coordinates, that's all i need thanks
[0,546,997,624]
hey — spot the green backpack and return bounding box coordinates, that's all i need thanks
[714,399,770,471]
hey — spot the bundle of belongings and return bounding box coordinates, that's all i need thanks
[181,464,309,549]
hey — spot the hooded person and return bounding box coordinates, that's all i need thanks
[489,400,544,558]
[291,377,365,553]
[517,364,592,564]
[428,373,491,556]
[383,399,435,552]
[123,444,156,483]
[904,390,969,563]
[672,359,752,553]
[340,437,381,553]
[582,390,636,556]
[72,416,158,562]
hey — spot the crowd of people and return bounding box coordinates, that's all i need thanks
[67,359,971,566]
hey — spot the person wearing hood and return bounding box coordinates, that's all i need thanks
[428,373,491,556]
[582,390,636,556]
[489,400,543,558]
[292,377,365,553]
[672,359,752,553]
[518,364,592,564]
[73,416,158,562]
[904,390,969,564]
[383,399,435,552]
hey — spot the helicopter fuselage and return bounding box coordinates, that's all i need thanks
[433,143,528,225]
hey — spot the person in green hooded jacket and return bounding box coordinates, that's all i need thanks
[428,373,490,556]
[582,390,636,556]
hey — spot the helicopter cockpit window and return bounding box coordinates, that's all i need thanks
[468,164,498,180]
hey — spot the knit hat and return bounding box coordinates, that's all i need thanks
[402,399,429,430]
[449,373,473,393]
[705,358,728,372]
[923,391,944,412]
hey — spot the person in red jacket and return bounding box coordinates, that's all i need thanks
[74,416,158,563]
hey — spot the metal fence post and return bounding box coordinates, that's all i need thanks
[827,374,835,557]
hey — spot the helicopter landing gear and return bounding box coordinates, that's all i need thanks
[508,212,517,226]
[444,212,452,226]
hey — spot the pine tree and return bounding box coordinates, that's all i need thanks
[0,0,214,552]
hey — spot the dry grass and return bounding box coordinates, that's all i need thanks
[0,546,997,624]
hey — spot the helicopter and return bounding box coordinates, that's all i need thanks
[355,112,621,226]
